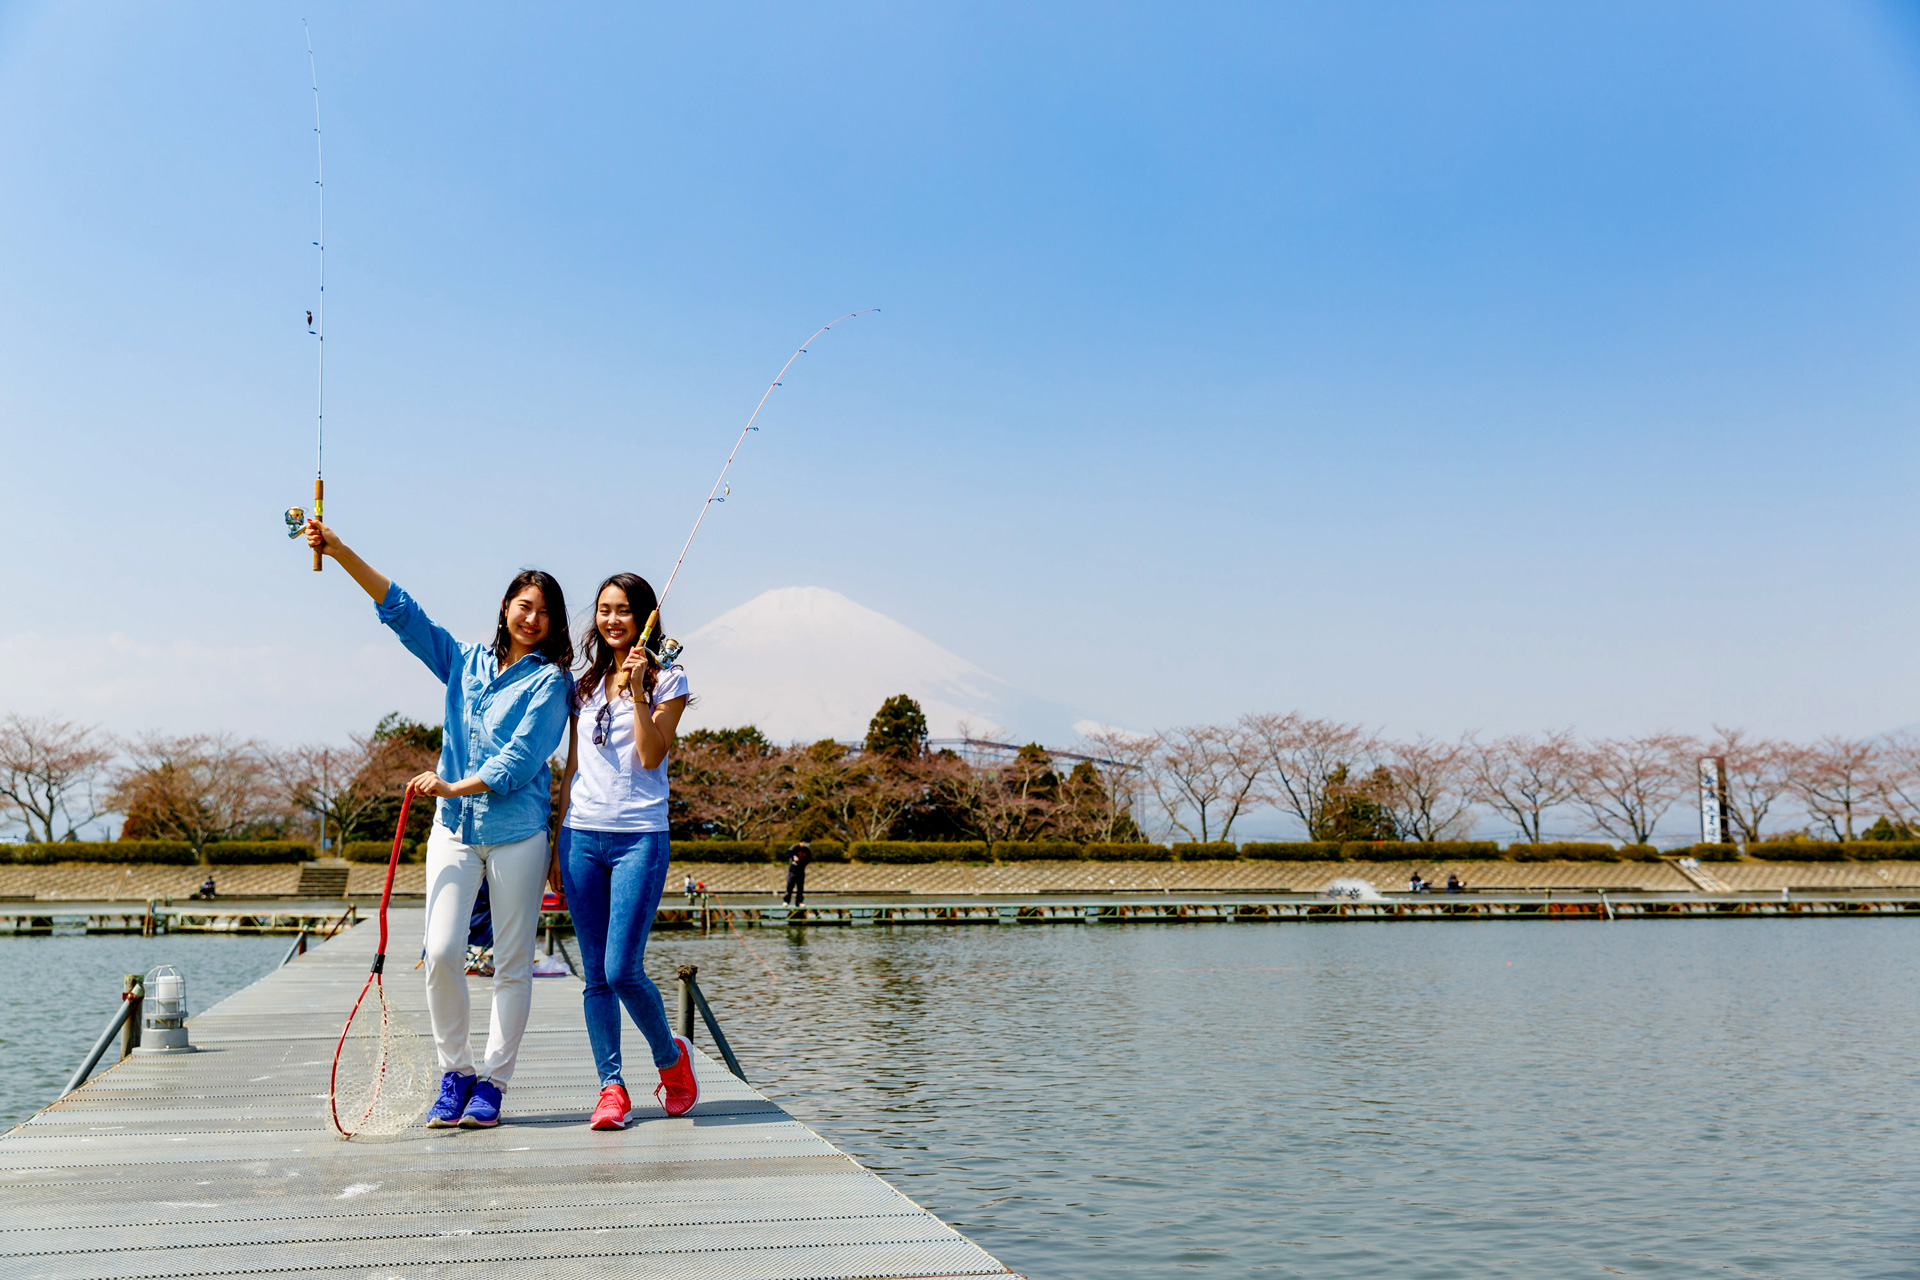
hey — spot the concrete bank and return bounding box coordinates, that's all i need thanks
[0,908,1016,1280]
[6,859,1920,903]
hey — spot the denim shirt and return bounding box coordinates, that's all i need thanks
[376,582,571,846]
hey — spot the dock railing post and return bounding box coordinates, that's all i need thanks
[676,963,748,1082]
[118,974,143,1061]
[675,964,697,1040]
[63,984,138,1097]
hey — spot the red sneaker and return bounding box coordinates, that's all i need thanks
[589,1083,631,1131]
[655,1035,700,1117]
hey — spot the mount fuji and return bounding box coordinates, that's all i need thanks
[673,586,1097,747]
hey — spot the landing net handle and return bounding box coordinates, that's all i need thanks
[327,786,412,1137]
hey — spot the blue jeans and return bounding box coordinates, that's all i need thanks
[558,827,679,1085]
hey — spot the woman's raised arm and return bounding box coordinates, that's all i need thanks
[305,520,391,602]
[306,518,460,684]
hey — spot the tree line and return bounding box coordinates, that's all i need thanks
[3,701,1915,855]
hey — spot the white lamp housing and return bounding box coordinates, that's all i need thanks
[136,964,194,1054]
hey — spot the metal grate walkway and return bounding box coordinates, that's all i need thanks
[0,909,1014,1279]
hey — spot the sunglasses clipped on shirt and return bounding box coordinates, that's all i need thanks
[592,685,654,746]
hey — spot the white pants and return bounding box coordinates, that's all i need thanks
[422,824,548,1085]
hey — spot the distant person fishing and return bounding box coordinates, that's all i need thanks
[304,518,572,1129]
[557,573,696,1131]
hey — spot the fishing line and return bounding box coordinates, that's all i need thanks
[614,309,880,689]
[328,788,434,1138]
[702,889,781,982]
[285,22,327,568]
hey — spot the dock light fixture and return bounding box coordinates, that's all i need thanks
[135,965,195,1054]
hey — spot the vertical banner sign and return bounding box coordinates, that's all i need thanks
[1698,756,1730,844]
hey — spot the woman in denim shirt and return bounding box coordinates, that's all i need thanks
[306,519,572,1129]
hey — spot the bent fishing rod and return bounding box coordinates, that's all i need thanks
[284,22,327,569]
[613,308,879,694]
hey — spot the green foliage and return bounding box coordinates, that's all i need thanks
[1087,842,1170,861]
[1241,842,1342,861]
[0,841,309,865]
[373,712,442,756]
[1618,844,1659,862]
[1746,840,1846,861]
[1507,842,1619,862]
[1311,764,1398,842]
[1671,842,1741,863]
[679,726,776,757]
[1862,816,1916,841]
[864,695,928,760]
[343,840,424,864]
[1171,842,1238,861]
[668,840,774,864]
[1842,840,1920,860]
[992,841,1087,862]
[0,841,196,865]
[853,840,988,863]
[1340,841,1502,861]
[206,842,313,865]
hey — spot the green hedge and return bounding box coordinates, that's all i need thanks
[1088,842,1170,861]
[206,842,313,865]
[1671,842,1742,863]
[343,840,423,864]
[669,840,773,864]
[0,841,310,865]
[1507,842,1620,863]
[993,842,1088,862]
[1843,840,1920,860]
[0,841,194,865]
[1747,840,1845,861]
[1240,842,1342,861]
[1340,841,1503,861]
[853,841,988,864]
[1171,842,1237,861]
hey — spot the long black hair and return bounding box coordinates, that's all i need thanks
[577,572,661,704]
[492,569,573,673]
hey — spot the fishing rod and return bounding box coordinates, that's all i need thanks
[613,309,878,694]
[284,22,326,569]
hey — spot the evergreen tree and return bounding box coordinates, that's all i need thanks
[865,695,929,760]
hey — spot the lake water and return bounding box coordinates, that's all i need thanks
[5,919,1916,1277]
[646,918,1920,1278]
[0,932,288,1132]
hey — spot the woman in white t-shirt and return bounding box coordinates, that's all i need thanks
[558,572,696,1130]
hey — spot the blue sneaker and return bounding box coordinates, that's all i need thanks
[460,1078,503,1128]
[426,1072,475,1128]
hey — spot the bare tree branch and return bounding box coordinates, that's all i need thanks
[1466,730,1578,844]
[1241,713,1373,840]
[0,715,115,842]
[1570,733,1695,846]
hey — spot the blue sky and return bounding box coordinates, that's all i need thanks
[3,1,1920,746]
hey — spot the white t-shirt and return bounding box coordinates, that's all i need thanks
[564,665,689,833]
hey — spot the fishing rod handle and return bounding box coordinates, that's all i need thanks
[311,478,324,572]
[611,609,660,695]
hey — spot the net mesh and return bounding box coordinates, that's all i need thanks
[328,975,435,1139]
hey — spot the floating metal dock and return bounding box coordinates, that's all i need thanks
[0,908,1015,1279]
[654,891,1920,929]
[5,891,1920,936]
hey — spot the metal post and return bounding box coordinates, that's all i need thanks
[119,974,144,1060]
[280,930,308,966]
[64,999,134,1097]
[686,973,748,1082]
[675,964,697,1040]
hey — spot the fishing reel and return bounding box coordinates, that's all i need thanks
[284,506,307,538]
[647,637,684,667]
